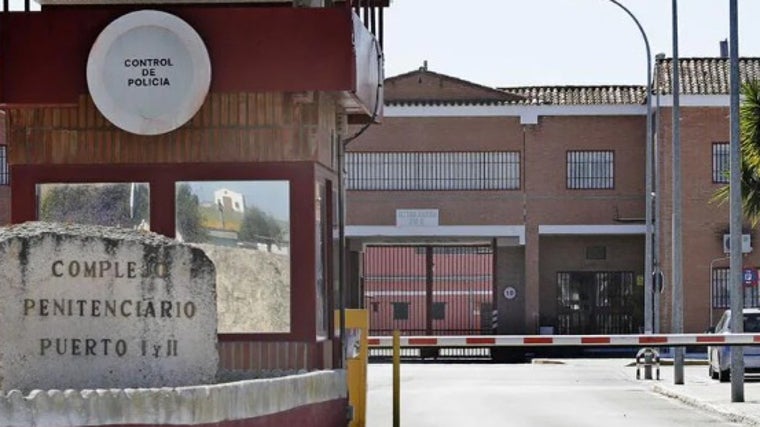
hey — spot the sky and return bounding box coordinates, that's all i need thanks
[187,181,290,221]
[383,0,760,88]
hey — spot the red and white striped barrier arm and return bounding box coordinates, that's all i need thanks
[367,334,760,348]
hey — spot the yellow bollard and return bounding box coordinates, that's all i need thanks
[337,309,369,427]
[393,329,400,427]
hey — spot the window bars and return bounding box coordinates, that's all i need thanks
[566,150,614,189]
[346,151,520,191]
[712,267,759,308]
[712,142,730,184]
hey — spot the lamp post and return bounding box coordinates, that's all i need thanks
[728,0,744,402]
[671,0,685,386]
[607,0,654,335]
[654,51,666,334]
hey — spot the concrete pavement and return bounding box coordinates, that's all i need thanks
[626,359,760,426]
[368,356,760,425]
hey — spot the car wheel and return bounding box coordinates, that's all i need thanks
[719,368,730,383]
[709,364,716,379]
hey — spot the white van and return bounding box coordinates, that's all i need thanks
[708,308,760,382]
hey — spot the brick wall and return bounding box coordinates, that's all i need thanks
[0,186,9,225]
[348,114,645,227]
[656,106,760,332]
[524,115,646,225]
[7,92,337,166]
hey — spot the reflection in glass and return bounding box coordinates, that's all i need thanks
[176,181,291,334]
[37,183,150,230]
[315,182,328,340]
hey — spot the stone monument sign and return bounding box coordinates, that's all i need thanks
[0,222,218,391]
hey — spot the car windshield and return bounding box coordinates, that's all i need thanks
[744,313,760,333]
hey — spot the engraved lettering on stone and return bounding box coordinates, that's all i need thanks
[0,222,217,391]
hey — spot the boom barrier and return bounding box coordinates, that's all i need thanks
[368,333,760,348]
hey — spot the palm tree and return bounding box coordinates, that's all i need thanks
[713,80,760,224]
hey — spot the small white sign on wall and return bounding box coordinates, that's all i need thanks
[503,286,517,300]
[396,209,439,227]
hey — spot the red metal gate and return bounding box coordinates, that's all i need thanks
[363,245,493,336]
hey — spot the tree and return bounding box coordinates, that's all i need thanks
[238,205,282,251]
[175,183,208,243]
[39,183,148,228]
[713,81,760,224]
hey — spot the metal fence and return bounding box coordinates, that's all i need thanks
[363,245,494,336]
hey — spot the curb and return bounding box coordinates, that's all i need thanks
[652,384,760,426]
[625,359,707,367]
[531,359,566,365]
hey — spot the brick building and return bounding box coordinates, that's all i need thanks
[345,58,760,337]
[656,58,760,333]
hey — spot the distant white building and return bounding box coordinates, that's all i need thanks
[214,188,245,213]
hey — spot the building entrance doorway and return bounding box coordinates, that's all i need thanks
[556,271,641,335]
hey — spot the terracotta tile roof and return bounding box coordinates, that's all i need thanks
[655,57,760,95]
[384,68,525,106]
[499,85,647,105]
[385,57,760,107]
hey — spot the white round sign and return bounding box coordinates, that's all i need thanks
[86,10,211,135]
[503,286,517,300]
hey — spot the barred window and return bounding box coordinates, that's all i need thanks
[346,151,520,191]
[712,268,728,309]
[566,150,614,189]
[712,267,760,309]
[0,146,8,186]
[1,1,40,11]
[712,142,729,184]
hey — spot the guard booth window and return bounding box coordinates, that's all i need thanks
[0,146,8,185]
[556,271,640,335]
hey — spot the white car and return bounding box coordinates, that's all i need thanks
[708,308,760,382]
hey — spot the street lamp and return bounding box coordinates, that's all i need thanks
[607,0,654,334]
[728,0,744,402]
[654,51,666,334]
[671,0,685,386]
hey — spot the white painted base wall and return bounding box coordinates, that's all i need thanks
[0,370,346,427]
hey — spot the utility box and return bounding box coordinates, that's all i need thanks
[723,234,752,254]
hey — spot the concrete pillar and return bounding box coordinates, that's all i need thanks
[346,240,364,308]
[524,224,540,334]
[495,244,526,334]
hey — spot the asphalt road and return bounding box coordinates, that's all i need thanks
[366,359,740,427]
